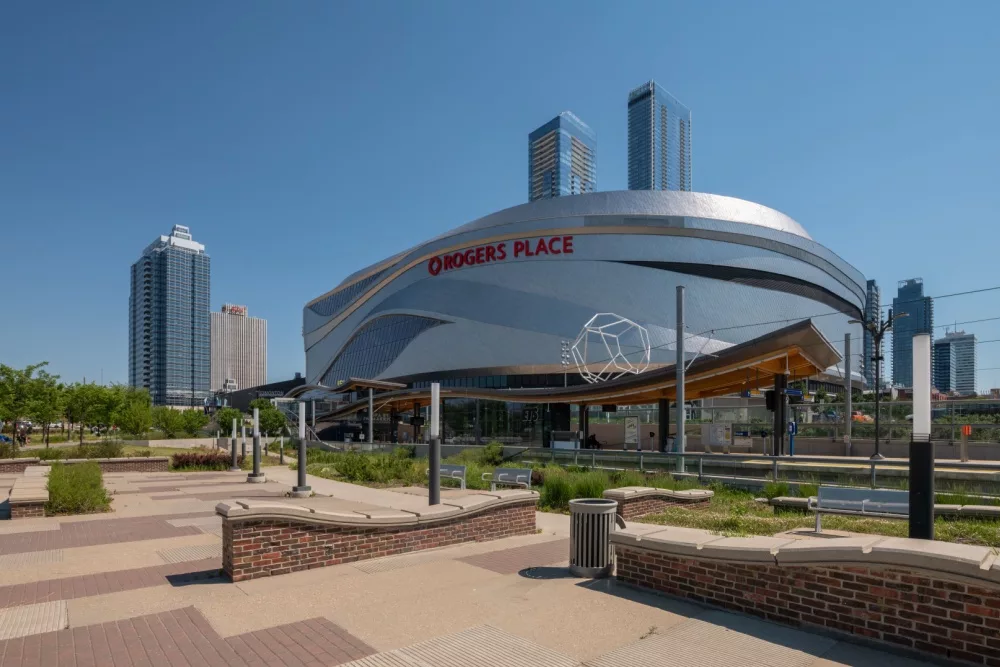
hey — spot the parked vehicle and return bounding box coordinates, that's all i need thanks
[851,411,874,423]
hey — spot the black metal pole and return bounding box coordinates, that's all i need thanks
[908,434,934,539]
[873,332,882,459]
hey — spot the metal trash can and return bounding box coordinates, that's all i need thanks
[569,498,626,578]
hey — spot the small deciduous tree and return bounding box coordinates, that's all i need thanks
[214,407,244,436]
[151,406,185,438]
[28,370,65,447]
[180,409,210,437]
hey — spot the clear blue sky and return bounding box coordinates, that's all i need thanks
[3,1,999,389]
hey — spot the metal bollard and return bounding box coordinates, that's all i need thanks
[870,462,877,489]
[698,457,704,482]
[772,459,779,481]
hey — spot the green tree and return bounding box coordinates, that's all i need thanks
[0,362,49,450]
[180,409,210,437]
[151,406,185,438]
[64,383,106,444]
[114,400,152,438]
[214,407,244,436]
[28,370,65,447]
[258,406,286,436]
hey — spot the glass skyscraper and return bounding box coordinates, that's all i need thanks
[891,278,934,388]
[129,225,211,406]
[863,280,880,387]
[935,331,976,395]
[528,111,596,202]
[627,80,692,192]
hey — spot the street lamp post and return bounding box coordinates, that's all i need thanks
[850,309,907,460]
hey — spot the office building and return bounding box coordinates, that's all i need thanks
[528,112,596,202]
[891,278,934,388]
[935,331,976,395]
[627,81,692,192]
[129,225,211,406]
[863,280,880,387]
[934,337,956,393]
[211,304,267,393]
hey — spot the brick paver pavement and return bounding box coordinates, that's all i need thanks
[0,513,214,556]
[0,606,374,666]
[0,558,221,609]
[457,539,569,574]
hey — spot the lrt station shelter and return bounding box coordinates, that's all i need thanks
[289,191,867,449]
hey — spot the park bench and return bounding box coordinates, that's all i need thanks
[808,486,909,533]
[483,467,532,492]
[427,463,467,490]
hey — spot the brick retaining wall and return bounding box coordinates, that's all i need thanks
[615,538,1000,666]
[10,502,45,519]
[0,459,35,474]
[615,495,710,521]
[1,457,169,474]
[222,499,537,582]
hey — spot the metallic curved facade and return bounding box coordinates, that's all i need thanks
[303,191,867,389]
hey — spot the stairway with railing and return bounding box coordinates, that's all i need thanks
[272,399,340,450]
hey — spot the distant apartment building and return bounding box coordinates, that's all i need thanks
[892,278,934,388]
[863,280,880,387]
[627,80,692,192]
[528,111,596,201]
[210,304,267,393]
[129,225,211,407]
[935,331,976,395]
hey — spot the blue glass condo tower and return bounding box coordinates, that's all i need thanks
[891,278,934,388]
[129,225,211,406]
[528,111,596,202]
[627,80,692,191]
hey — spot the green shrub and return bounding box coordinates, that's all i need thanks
[609,469,647,488]
[540,473,573,510]
[762,481,790,500]
[796,483,819,498]
[171,451,241,471]
[46,462,111,515]
[480,442,504,466]
[393,445,416,459]
[37,448,65,460]
[572,471,608,500]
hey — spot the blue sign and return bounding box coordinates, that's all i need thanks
[787,421,798,435]
[785,389,803,398]
[735,430,750,437]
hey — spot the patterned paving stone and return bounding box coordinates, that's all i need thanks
[0,513,213,556]
[0,607,374,666]
[157,543,222,564]
[0,550,63,571]
[457,539,569,574]
[0,602,68,641]
[0,558,220,608]
[342,625,577,667]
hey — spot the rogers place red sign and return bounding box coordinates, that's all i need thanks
[427,235,574,276]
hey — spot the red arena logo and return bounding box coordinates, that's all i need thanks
[427,235,573,276]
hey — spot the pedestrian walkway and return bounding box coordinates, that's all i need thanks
[0,467,940,666]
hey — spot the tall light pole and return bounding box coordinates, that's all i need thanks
[850,309,907,460]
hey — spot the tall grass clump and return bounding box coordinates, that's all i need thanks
[46,462,111,515]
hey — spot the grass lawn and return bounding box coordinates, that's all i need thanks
[640,483,1000,548]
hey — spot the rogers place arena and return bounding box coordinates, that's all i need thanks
[302,191,867,400]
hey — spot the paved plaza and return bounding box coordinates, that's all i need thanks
[0,467,939,666]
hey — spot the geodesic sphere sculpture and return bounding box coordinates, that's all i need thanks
[571,313,651,383]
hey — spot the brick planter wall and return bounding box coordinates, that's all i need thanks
[0,459,38,474]
[63,458,170,473]
[10,502,45,519]
[223,500,537,582]
[616,495,709,521]
[616,546,1000,666]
